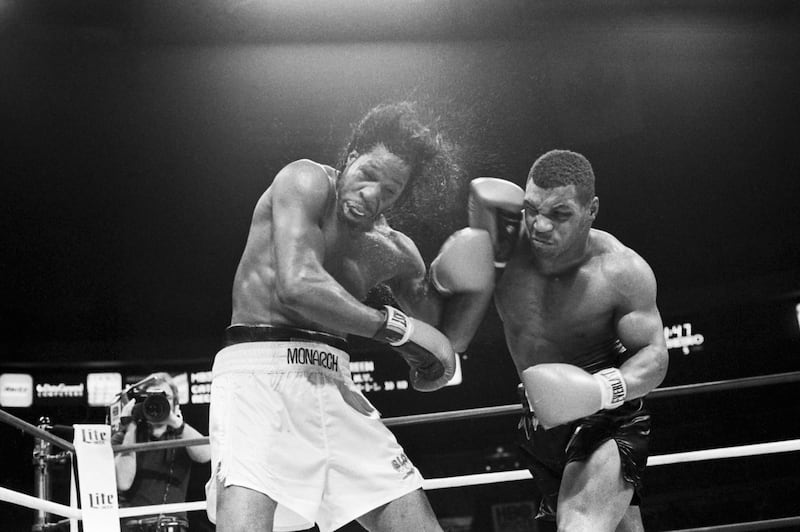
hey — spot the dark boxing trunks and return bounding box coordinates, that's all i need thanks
[519,393,651,520]
[517,340,652,521]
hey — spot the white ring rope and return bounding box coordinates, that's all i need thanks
[662,516,800,532]
[1,370,799,526]
[0,409,75,452]
[424,470,531,490]
[647,439,800,467]
[3,438,798,519]
[386,371,800,427]
[0,486,82,520]
[117,500,207,519]
[425,438,800,490]
[4,371,796,455]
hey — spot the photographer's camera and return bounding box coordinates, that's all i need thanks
[130,391,171,424]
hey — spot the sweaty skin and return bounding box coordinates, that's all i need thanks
[495,183,667,404]
[231,152,440,339]
[494,169,667,532]
[498,229,653,368]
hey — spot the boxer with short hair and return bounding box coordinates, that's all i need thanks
[475,150,668,532]
[208,102,495,532]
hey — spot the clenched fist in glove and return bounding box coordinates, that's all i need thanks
[521,363,628,429]
[373,305,456,392]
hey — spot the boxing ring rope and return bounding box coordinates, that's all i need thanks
[383,370,800,428]
[421,438,800,489]
[0,486,82,520]
[112,369,800,453]
[662,516,800,532]
[0,409,74,452]
[1,370,799,529]
[4,437,799,520]
[114,435,210,454]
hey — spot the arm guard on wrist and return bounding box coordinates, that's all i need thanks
[372,306,414,346]
[594,367,627,409]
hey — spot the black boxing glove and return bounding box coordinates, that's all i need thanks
[373,306,456,392]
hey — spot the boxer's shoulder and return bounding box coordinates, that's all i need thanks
[591,230,655,297]
[276,159,336,190]
[589,229,626,255]
[268,159,336,215]
[357,219,425,275]
[373,218,417,251]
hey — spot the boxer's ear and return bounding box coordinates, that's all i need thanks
[346,150,359,164]
[588,196,599,221]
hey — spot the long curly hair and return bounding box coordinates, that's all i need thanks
[338,101,465,255]
[337,102,439,198]
[338,102,469,308]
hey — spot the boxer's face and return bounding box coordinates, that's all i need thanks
[337,144,411,228]
[523,183,597,258]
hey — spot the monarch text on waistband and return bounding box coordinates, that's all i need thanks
[287,346,340,372]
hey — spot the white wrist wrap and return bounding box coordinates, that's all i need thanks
[382,306,414,346]
[594,367,627,410]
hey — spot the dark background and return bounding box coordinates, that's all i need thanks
[2,1,800,531]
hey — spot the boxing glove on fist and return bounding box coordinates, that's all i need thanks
[373,306,456,392]
[521,363,627,429]
[468,177,524,267]
[430,228,494,296]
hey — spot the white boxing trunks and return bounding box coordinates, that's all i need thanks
[205,335,424,532]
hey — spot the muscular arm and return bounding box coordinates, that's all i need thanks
[384,235,443,324]
[438,291,493,353]
[611,252,669,399]
[388,232,492,353]
[271,161,385,337]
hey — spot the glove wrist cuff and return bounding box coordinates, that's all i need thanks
[493,209,522,267]
[373,306,414,347]
[429,266,452,296]
[594,367,627,410]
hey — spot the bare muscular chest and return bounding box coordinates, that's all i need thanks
[495,260,617,361]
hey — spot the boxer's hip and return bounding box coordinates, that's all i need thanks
[214,325,352,381]
[224,323,348,351]
[206,327,416,532]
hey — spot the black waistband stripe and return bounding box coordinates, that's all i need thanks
[224,324,349,352]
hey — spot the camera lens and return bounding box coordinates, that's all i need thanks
[136,393,171,423]
[132,392,172,423]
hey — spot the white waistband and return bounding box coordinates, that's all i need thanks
[213,341,351,380]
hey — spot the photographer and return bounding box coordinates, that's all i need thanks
[112,372,211,532]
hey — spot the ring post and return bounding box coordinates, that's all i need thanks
[32,418,52,532]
